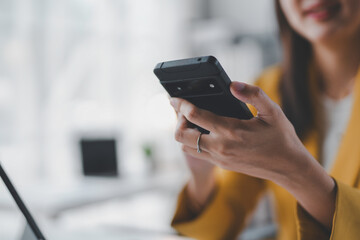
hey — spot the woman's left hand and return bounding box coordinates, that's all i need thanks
[170,81,310,183]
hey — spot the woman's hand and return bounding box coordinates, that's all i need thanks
[171,82,306,182]
[175,112,216,213]
[170,82,336,229]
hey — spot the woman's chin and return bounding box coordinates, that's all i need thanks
[303,27,342,46]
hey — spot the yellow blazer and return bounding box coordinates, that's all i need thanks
[171,66,360,240]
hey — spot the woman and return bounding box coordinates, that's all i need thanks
[170,0,360,239]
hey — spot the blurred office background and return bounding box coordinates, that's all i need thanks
[0,0,281,239]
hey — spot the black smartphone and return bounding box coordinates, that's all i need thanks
[153,56,253,133]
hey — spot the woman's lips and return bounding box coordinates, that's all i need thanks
[303,1,341,21]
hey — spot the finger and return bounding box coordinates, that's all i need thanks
[181,145,212,161]
[170,98,229,133]
[170,94,181,117]
[230,82,278,121]
[176,113,187,129]
[175,127,212,151]
[177,113,198,129]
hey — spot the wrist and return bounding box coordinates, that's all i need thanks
[272,148,336,228]
[271,146,314,191]
[283,154,335,197]
[186,170,216,212]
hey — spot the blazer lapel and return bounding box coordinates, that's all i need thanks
[330,67,360,185]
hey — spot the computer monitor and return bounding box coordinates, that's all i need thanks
[80,138,118,177]
[0,163,46,240]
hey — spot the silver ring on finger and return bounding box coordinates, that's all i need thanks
[197,132,203,153]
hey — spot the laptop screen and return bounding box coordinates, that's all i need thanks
[0,164,45,240]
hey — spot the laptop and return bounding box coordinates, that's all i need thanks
[0,163,45,240]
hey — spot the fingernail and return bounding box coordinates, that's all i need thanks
[233,82,246,91]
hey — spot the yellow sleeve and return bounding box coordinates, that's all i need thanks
[295,179,360,240]
[171,169,266,240]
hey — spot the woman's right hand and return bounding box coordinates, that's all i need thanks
[175,112,217,213]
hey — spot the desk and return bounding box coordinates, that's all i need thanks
[0,172,186,217]
[31,225,192,240]
[0,172,188,239]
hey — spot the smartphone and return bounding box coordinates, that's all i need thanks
[153,56,253,133]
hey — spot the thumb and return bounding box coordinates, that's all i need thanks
[230,82,277,120]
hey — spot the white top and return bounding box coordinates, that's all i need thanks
[321,93,354,171]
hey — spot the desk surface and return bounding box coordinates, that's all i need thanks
[38,225,192,240]
[0,172,186,217]
[0,172,188,239]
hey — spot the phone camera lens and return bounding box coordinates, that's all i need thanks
[209,84,215,88]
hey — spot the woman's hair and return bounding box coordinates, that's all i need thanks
[275,0,314,139]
